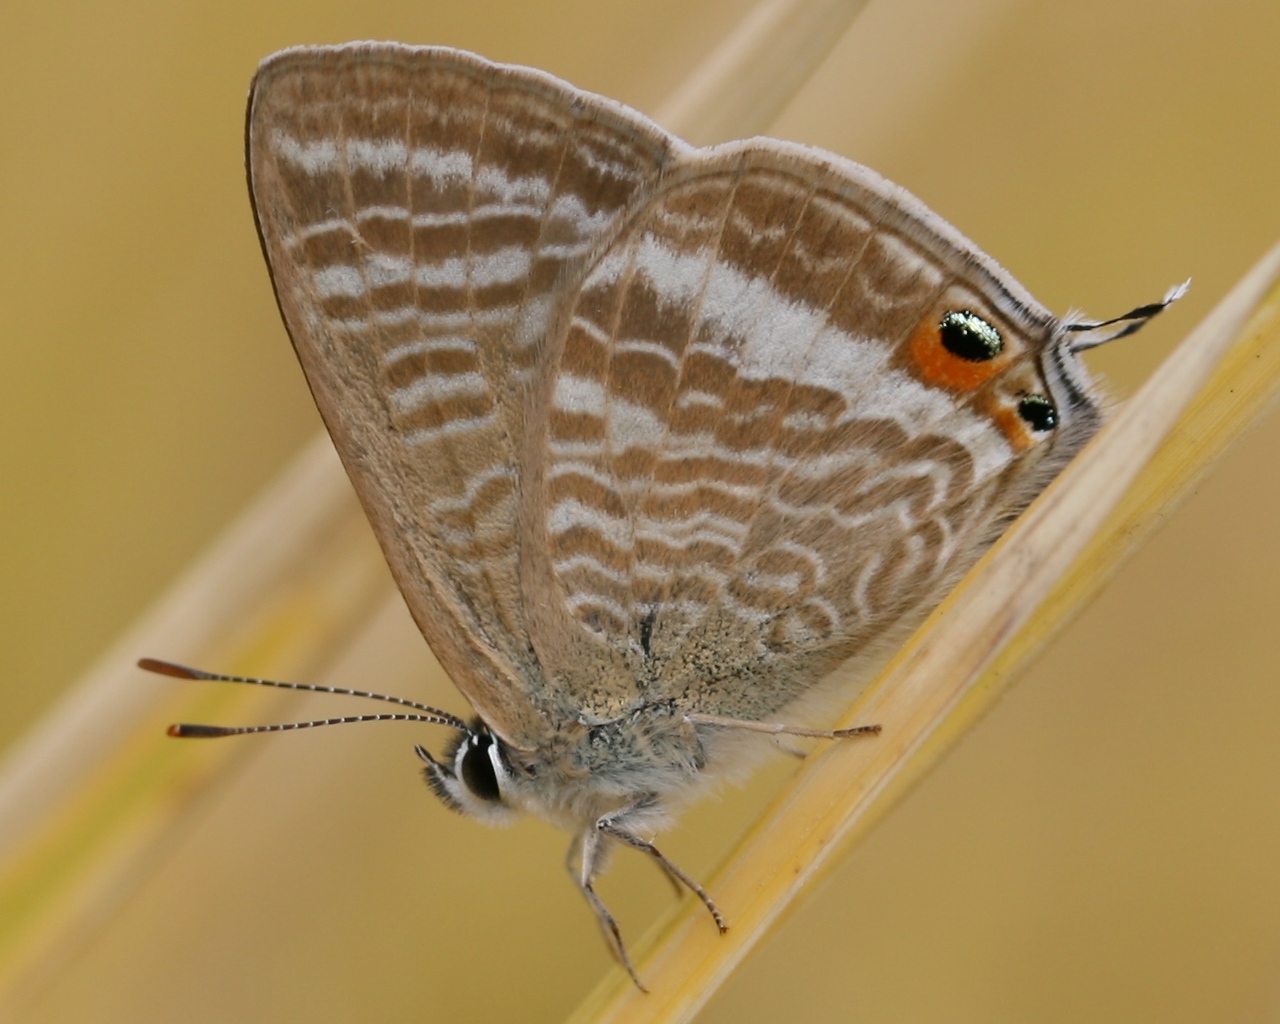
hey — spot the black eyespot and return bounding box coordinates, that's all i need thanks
[459,734,502,803]
[1018,395,1058,432]
[939,310,1003,361]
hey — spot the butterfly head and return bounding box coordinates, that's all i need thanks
[415,723,521,826]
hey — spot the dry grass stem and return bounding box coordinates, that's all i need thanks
[0,441,389,1005]
[653,0,870,144]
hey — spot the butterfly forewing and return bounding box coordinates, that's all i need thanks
[248,45,677,743]
[524,152,1099,722]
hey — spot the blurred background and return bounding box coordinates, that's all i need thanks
[2,0,1279,1020]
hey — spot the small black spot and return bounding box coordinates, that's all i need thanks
[459,733,501,802]
[939,310,1003,361]
[1018,395,1058,432]
[639,607,656,658]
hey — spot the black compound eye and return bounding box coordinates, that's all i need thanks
[1018,395,1058,432]
[939,310,1003,361]
[459,735,502,803]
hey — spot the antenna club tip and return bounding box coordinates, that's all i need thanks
[168,723,229,738]
[139,658,201,680]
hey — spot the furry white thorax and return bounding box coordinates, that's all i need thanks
[428,705,784,836]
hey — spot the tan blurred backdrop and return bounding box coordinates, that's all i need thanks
[3,0,1280,1021]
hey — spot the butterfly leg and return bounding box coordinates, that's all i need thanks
[651,853,688,898]
[595,801,727,934]
[685,711,881,741]
[568,830,646,990]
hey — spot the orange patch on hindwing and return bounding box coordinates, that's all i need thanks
[906,311,1009,391]
[986,397,1039,452]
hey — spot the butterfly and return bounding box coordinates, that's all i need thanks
[144,41,1180,986]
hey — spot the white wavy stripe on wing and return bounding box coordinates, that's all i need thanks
[381,335,478,369]
[403,409,501,447]
[426,464,516,515]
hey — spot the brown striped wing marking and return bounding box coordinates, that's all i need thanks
[248,45,676,744]
[249,43,1102,742]
[523,152,1098,722]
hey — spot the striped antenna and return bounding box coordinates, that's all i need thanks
[138,657,470,736]
[167,714,464,738]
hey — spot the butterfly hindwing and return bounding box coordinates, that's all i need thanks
[524,149,1100,722]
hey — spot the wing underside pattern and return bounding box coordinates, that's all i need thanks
[250,45,674,738]
[532,160,1071,719]
[251,45,1093,733]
